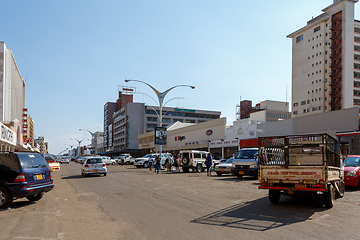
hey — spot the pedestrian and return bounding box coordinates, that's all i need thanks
[149,156,153,171]
[205,153,212,176]
[155,155,161,174]
[174,155,180,172]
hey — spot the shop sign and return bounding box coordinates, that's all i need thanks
[206,129,213,136]
[155,127,167,145]
[0,123,15,145]
[175,136,185,141]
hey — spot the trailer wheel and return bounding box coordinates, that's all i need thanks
[323,184,335,208]
[269,190,280,204]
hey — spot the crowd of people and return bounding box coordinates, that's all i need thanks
[147,153,214,176]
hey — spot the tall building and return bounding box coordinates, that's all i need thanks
[288,0,359,117]
[0,42,26,123]
[104,89,134,152]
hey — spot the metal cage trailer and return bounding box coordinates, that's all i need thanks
[258,133,344,208]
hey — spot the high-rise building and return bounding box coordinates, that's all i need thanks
[287,0,359,117]
[103,90,134,152]
[0,42,26,123]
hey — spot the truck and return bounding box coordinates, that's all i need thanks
[258,133,344,208]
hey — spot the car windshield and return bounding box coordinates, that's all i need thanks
[143,154,151,158]
[225,158,234,163]
[86,158,103,164]
[344,157,360,167]
[235,150,258,159]
[18,154,49,169]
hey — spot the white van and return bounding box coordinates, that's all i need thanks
[179,150,210,173]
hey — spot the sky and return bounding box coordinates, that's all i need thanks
[2,0,360,155]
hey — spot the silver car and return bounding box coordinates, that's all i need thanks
[214,158,234,176]
[81,157,107,177]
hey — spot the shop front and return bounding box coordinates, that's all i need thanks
[138,118,226,156]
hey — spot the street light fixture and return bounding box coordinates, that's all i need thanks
[79,129,96,154]
[124,79,195,159]
[70,138,84,156]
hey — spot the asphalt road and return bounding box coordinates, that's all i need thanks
[1,162,360,240]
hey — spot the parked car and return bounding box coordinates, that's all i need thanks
[344,155,360,188]
[44,154,56,163]
[59,156,70,164]
[101,156,116,165]
[134,153,172,168]
[81,157,107,177]
[214,158,234,176]
[231,148,259,179]
[116,154,133,165]
[0,152,54,208]
[179,150,210,173]
[134,154,157,168]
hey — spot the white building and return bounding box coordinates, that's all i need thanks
[0,42,26,123]
[287,0,359,117]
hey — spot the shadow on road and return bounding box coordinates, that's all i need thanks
[191,196,326,231]
[0,200,36,211]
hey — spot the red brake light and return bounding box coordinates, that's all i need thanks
[14,173,26,183]
[85,164,89,167]
[102,164,106,167]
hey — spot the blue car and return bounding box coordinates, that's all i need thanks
[0,152,54,208]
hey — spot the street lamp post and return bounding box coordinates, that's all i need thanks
[124,79,195,161]
[79,129,96,154]
[70,138,83,156]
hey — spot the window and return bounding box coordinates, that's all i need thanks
[296,35,303,43]
[293,111,298,115]
[301,101,306,105]
[314,26,321,33]
[312,107,318,111]
[293,102,298,107]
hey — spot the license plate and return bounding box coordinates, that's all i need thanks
[36,174,43,180]
[295,183,307,188]
[218,170,225,172]
[238,171,244,175]
[94,169,98,173]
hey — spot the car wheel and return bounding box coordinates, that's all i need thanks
[237,175,243,179]
[125,162,129,165]
[323,184,335,208]
[0,186,12,208]
[196,164,203,173]
[356,178,360,190]
[216,172,223,176]
[269,190,281,204]
[143,162,149,168]
[26,191,44,201]
[112,162,115,165]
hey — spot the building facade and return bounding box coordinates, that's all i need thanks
[0,42,26,125]
[112,102,221,156]
[288,0,359,117]
[103,90,134,152]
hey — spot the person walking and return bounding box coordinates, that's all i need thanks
[205,153,212,176]
[173,155,180,172]
[148,156,153,172]
[155,155,161,174]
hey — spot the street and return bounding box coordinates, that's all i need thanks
[1,162,360,240]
